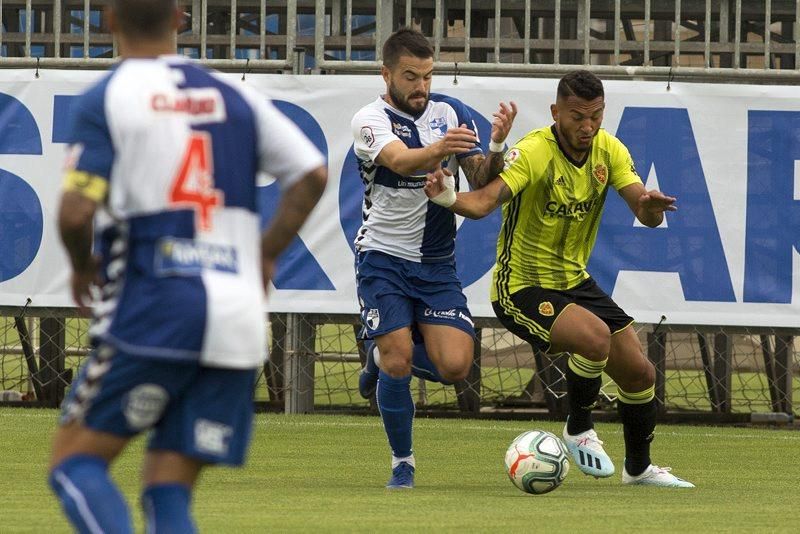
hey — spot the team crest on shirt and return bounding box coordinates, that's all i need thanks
[360,126,375,147]
[538,302,555,317]
[366,308,380,330]
[592,163,608,185]
[392,122,412,138]
[503,148,521,170]
[429,116,447,135]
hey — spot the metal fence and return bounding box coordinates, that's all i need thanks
[0,1,797,421]
[4,1,800,81]
[1,307,797,421]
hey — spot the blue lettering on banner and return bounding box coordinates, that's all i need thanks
[261,100,334,290]
[338,102,501,287]
[3,89,798,311]
[0,93,43,283]
[589,107,736,302]
[52,95,78,143]
[744,111,800,303]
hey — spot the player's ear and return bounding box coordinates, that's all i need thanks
[381,65,391,85]
[550,103,558,122]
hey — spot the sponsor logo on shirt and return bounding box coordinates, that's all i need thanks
[392,122,412,139]
[554,175,567,186]
[544,199,597,220]
[154,238,239,276]
[538,302,555,317]
[150,87,227,124]
[360,126,375,147]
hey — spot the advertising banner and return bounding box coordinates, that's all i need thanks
[0,69,797,326]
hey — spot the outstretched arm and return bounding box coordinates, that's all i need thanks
[460,101,518,190]
[261,166,328,290]
[618,182,677,228]
[376,125,478,177]
[424,167,512,219]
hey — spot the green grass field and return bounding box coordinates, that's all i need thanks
[2,408,798,532]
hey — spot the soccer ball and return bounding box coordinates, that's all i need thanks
[504,430,570,495]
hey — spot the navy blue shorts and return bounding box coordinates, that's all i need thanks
[60,344,257,466]
[355,250,475,339]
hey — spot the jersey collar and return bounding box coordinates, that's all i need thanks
[550,124,590,169]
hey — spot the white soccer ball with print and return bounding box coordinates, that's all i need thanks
[504,429,570,495]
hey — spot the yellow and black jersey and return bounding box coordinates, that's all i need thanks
[491,125,642,300]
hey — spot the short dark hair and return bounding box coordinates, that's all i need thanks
[382,28,434,68]
[557,70,604,101]
[111,0,177,39]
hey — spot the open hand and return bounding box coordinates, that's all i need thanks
[491,101,518,146]
[638,189,677,214]
[435,124,478,157]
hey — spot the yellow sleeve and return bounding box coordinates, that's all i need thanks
[609,136,643,191]
[62,170,108,203]
[499,136,547,197]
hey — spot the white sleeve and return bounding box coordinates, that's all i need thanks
[253,96,326,190]
[351,105,401,163]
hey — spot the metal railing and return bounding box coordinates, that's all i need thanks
[1,309,796,421]
[0,2,797,421]
[2,1,800,81]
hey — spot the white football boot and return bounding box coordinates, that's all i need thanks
[562,422,615,478]
[622,464,695,488]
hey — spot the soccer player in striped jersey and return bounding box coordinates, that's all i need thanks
[48,2,327,532]
[351,27,516,488]
[425,70,694,488]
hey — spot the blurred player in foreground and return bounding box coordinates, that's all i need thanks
[48,1,327,532]
[425,70,693,488]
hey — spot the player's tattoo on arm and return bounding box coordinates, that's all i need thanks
[462,152,505,190]
[496,181,513,205]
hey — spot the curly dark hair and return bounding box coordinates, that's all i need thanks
[382,28,434,68]
[557,70,605,101]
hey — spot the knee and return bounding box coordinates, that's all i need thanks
[622,359,655,392]
[379,346,412,378]
[437,352,472,382]
[583,326,611,362]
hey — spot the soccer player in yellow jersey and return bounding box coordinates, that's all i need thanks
[425,70,694,488]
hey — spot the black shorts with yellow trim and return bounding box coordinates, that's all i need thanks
[491,277,634,353]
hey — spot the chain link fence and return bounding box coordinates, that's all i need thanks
[2,307,796,421]
[0,2,798,420]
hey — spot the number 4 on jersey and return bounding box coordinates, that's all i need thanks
[170,132,223,231]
